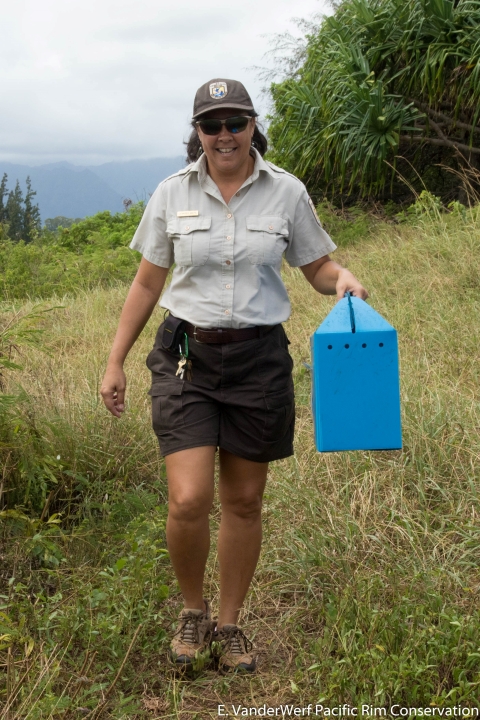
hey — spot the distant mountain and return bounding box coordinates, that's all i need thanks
[0,156,186,222]
[88,157,185,201]
[0,162,123,221]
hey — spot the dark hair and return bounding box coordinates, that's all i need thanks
[185,112,268,164]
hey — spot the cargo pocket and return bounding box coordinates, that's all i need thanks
[246,215,288,265]
[166,217,211,267]
[148,379,185,434]
[262,387,295,442]
[268,325,293,372]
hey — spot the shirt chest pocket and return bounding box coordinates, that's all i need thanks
[246,216,289,265]
[167,216,211,267]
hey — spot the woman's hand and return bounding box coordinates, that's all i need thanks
[301,257,368,300]
[335,268,369,302]
[101,364,127,418]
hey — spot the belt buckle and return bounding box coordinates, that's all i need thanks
[193,326,205,344]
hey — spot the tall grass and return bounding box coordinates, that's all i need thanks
[1,203,479,717]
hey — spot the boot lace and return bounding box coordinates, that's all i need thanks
[223,627,253,656]
[175,614,200,645]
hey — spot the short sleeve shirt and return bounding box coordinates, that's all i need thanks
[129,149,337,329]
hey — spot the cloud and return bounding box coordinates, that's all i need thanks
[0,0,328,164]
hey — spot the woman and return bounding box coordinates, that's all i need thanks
[101,78,368,674]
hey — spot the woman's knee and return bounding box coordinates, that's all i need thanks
[221,493,263,522]
[168,492,212,523]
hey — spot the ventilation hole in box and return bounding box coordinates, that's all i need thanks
[327,345,333,350]
[379,342,384,347]
[345,344,350,349]
[362,343,367,348]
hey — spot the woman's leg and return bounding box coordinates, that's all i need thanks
[217,449,269,627]
[165,445,216,610]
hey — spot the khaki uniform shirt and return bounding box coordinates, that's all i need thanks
[129,149,337,329]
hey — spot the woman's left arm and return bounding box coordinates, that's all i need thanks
[300,256,369,301]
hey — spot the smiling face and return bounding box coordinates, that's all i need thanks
[195,107,256,183]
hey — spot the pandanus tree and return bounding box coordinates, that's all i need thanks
[268,0,480,200]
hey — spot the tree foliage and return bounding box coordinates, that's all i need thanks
[267,0,480,199]
[0,173,41,242]
[0,203,145,301]
[44,216,83,232]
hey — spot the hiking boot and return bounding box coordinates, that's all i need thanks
[168,600,213,673]
[211,624,257,674]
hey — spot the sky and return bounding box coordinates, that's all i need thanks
[1,0,329,166]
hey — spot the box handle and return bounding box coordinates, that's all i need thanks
[345,291,356,334]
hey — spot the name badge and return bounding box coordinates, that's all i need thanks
[177,210,199,217]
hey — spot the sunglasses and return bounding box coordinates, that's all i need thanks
[195,116,251,136]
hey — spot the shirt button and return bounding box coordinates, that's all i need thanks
[235,192,240,197]
[185,225,190,230]
[226,284,231,289]
[226,235,231,240]
[226,260,231,265]
[268,225,273,230]
[227,213,232,218]
[224,309,230,315]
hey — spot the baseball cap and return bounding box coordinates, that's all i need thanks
[192,78,255,119]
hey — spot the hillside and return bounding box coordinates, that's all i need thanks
[0,203,145,301]
[1,200,480,714]
[88,157,186,200]
[0,156,185,221]
[0,162,124,220]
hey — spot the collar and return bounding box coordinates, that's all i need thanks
[251,148,279,179]
[182,148,279,184]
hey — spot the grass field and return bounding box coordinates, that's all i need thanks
[1,202,480,718]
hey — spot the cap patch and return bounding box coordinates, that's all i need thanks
[209,81,228,99]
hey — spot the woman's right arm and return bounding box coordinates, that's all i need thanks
[101,258,170,417]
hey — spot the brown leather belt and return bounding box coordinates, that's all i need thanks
[184,322,275,344]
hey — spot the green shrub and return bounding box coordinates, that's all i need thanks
[0,204,144,302]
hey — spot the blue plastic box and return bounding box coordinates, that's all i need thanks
[311,294,402,452]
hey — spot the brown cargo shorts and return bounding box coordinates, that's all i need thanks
[145,322,295,463]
